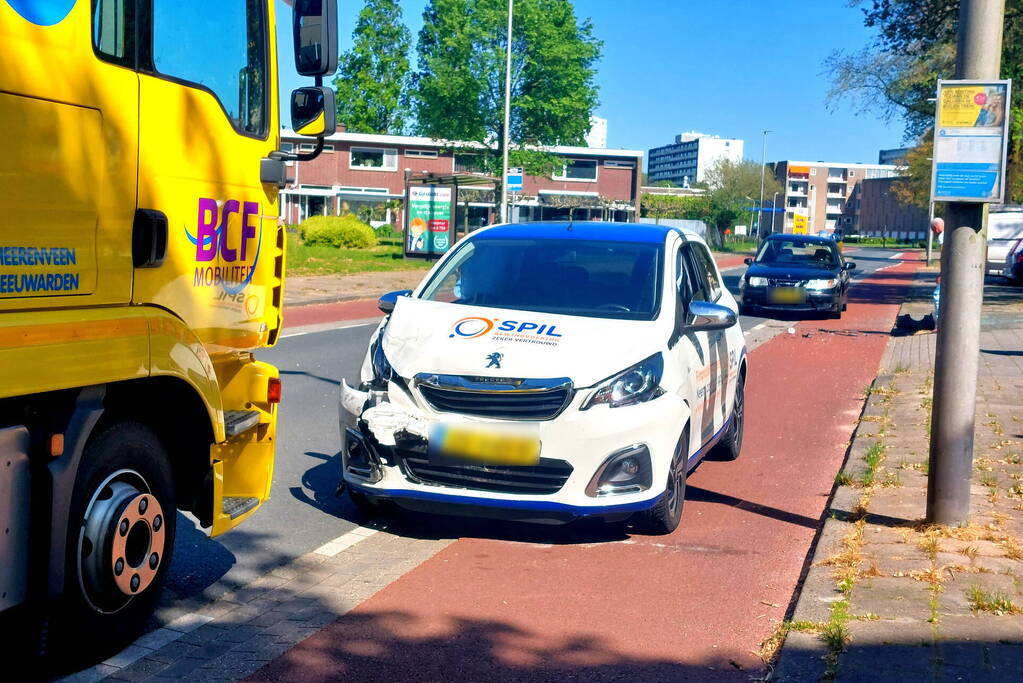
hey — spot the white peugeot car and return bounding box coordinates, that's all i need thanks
[338,222,748,534]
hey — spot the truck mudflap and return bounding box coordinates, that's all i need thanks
[0,426,30,611]
[209,359,279,537]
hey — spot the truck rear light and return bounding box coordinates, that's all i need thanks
[267,378,282,404]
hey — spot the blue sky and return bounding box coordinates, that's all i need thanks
[276,0,907,166]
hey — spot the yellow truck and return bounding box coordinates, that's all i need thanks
[0,0,337,655]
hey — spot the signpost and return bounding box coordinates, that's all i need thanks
[734,224,748,236]
[506,167,523,193]
[792,213,809,235]
[931,79,1012,202]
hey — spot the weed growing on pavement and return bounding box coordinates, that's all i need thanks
[757,620,826,664]
[835,471,854,486]
[1008,453,1022,465]
[1004,538,1023,560]
[860,442,886,487]
[960,545,980,562]
[918,535,940,561]
[892,363,911,375]
[966,586,1023,615]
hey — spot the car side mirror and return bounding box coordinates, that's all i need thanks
[743,257,753,265]
[293,0,338,77]
[378,289,413,314]
[844,261,857,271]
[684,301,737,333]
[291,86,336,137]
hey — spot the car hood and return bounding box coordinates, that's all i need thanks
[745,263,839,280]
[381,297,667,388]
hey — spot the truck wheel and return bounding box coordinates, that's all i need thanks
[635,428,688,535]
[52,422,176,660]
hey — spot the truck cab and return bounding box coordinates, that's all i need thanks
[0,0,336,661]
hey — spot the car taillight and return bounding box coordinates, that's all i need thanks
[267,377,282,404]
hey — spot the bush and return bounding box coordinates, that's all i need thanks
[374,223,397,239]
[300,215,376,249]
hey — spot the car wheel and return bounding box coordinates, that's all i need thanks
[49,422,176,661]
[635,428,688,535]
[712,373,745,461]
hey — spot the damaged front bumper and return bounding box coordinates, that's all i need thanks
[337,379,667,524]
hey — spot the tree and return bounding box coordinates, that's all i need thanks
[700,158,782,236]
[826,0,1023,201]
[410,0,601,178]
[333,0,412,134]
[891,133,935,209]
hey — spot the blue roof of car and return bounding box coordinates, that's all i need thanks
[475,221,677,244]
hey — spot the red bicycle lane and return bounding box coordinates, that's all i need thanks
[253,259,921,682]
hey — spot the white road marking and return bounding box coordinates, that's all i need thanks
[751,322,767,331]
[313,525,380,557]
[889,252,907,260]
[281,320,378,339]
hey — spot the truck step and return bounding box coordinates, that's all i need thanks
[224,410,261,438]
[222,496,259,519]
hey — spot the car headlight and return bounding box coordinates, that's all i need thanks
[371,336,395,385]
[747,276,768,287]
[582,353,664,410]
[806,279,838,290]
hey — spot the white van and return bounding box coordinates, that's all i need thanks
[988,207,1023,277]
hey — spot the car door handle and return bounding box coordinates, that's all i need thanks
[132,209,168,268]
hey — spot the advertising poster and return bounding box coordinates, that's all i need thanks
[931,80,1011,202]
[406,185,453,257]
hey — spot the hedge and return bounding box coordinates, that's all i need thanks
[299,214,377,249]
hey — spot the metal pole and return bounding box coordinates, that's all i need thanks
[927,0,1004,526]
[772,191,780,235]
[758,130,771,239]
[499,0,513,224]
[926,200,935,266]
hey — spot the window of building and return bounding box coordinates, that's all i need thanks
[454,153,485,173]
[555,159,598,181]
[405,149,439,159]
[810,168,817,176]
[849,170,855,177]
[282,142,294,167]
[604,159,636,168]
[151,0,268,137]
[350,147,398,171]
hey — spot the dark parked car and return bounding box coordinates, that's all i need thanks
[739,234,856,319]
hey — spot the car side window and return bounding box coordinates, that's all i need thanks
[691,244,722,301]
[678,246,707,303]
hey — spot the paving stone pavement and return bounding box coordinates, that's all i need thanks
[775,315,1023,681]
[60,529,454,682]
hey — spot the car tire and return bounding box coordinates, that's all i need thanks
[635,428,688,535]
[48,421,176,662]
[712,372,745,461]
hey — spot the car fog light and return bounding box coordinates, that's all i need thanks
[585,445,652,497]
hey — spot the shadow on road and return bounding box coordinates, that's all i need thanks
[289,450,366,521]
[279,368,340,386]
[685,486,821,529]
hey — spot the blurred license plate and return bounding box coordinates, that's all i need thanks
[768,286,806,304]
[429,423,540,466]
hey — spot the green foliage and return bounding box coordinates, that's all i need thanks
[830,0,1023,201]
[300,215,377,249]
[333,0,411,134]
[375,223,398,238]
[410,0,601,179]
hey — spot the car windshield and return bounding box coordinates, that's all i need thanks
[419,238,663,321]
[755,238,839,268]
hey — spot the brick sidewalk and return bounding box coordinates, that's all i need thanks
[774,322,1023,681]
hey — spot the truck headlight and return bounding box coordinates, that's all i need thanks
[747,276,768,287]
[806,279,838,290]
[582,353,664,410]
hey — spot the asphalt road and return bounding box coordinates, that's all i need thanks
[162,247,907,608]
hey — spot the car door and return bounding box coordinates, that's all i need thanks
[670,242,714,458]
[133,0,284,351]
[687,242,733,446]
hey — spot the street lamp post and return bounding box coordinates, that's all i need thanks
[758,129,772,240]
[499,0,513,224]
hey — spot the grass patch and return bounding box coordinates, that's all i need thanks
[966,586,1023,615]
[285,232,432,276]
[835,471,854,486]
[715,240,758,254]
[860,442,886,487]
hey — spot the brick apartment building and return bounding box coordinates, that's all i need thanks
[857,176,929,240]
[279,129,643,228]
[769,160,902,235]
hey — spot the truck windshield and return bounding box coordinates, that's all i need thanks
[420,238,663,321]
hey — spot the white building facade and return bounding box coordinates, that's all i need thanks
[647,132,744,187]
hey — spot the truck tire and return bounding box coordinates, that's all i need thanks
[50,421,176,662]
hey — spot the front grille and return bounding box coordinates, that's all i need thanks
[768,278,807,287]
[398,452,573,495]
[417,383,572,420]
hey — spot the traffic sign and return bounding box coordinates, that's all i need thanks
[506,167,523,192]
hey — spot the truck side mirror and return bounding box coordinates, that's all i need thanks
[291,87,336,137]
[293,0,338,77]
